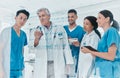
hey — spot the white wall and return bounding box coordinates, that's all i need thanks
[50,0,120,26]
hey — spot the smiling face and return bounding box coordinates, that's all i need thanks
[68,13,77,25]
[37,10,50,26]
[15,13,28,28]
[97,13,109,27]
[83,19,93,33]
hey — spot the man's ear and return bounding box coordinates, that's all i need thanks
[76,15,78,19]
[15,16,17,20]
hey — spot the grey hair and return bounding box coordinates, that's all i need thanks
[37,8,50,16]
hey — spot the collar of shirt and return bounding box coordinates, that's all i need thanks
[68,25,77,32]
[85,30,95,37]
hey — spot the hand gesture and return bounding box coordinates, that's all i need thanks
[72,41,80,47]
[34,30,43,39]
[34,30,43,47]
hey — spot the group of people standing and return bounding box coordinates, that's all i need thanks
[0,7,120,78]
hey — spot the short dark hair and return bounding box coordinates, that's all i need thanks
[68,9,77,15]
[16,9,30,19]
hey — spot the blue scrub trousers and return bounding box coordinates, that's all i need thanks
[10,70,23,78]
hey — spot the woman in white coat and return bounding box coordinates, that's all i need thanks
[78,16,101,78]
[33,8,73,78]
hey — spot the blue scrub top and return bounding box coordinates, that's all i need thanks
[95,27,120,78]
[64,25,85,57]
[10,27,27,71]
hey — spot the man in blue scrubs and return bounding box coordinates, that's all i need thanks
[10,9,29,78]
[64,9,85,78]
[0,9,29,78]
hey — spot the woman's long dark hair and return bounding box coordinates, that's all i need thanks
[99,10,119,31]
[84,16,101,38]
[112,20,119,31]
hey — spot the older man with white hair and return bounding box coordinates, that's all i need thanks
[33,8,73,78]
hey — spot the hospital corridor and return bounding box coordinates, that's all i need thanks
[0,0,120,78]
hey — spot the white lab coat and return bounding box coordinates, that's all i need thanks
[78,31,100,78]
[33,24,73,78]
[0,27,11,78]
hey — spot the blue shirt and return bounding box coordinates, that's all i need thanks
[95,27,120,78]
[64,25,85,57]
[10,27,27,70]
